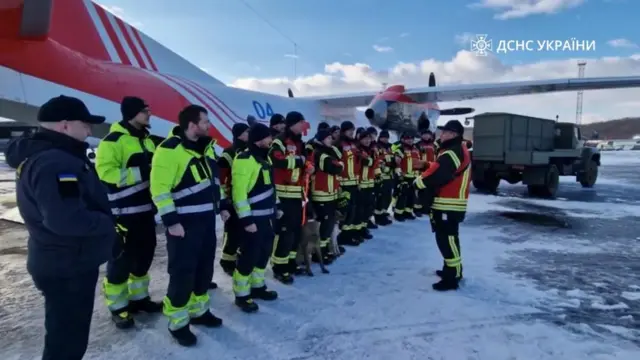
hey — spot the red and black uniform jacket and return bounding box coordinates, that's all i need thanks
[311,144,343,202]
[268,130,305,199]
[336,135,360,187]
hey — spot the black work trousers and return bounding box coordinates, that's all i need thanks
[166,216,216,309]
[32,270,99,360]
[374,178,393,217]
[338,185,358,233]
[236,218,275,277]
[312,200,337,251]
[271,198,302,275]
[394,177,415,216]
[106,213,157,285]
[358,185,375,228]
[220,210,241,267]
[432,210,464,280]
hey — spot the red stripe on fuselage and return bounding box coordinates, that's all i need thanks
[130,28,157,71]
[114,17,146,69]
[93,4,130,65]
[0,38,231,147]
[180,77,239,125]
[160,74,232,132]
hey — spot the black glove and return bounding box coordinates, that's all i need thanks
[112,223,128,259]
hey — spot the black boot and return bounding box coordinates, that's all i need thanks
[128,297,163,314]
[273,271,294,285]
[235,296,259,313]
[111,310,135,329]
[432,278,459,291]
[436,269,463,280]
[375,215,391,226]
[367,220,378,229]
[251,286,278,301]
[394,213,406,222]
[219,260,235,276]
[208,281,218,289]
[361,229,373,240]
[170,325,197,347]
[190,310,223,328]
[337,231,359,247]
[414,210,424,217]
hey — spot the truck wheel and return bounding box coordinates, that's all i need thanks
[483,173,500,194]
[579,158,598,188]
[538,165,560,198]
[472,179,487,192]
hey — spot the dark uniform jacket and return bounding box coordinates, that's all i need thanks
[4,129,116,277]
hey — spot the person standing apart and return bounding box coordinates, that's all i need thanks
[5,95,116,360]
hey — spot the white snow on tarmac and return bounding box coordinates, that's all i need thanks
[0,153,639,359]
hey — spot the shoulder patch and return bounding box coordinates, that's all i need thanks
[103,132,124,142]
[160,137,181,149]
[57,173,80,197]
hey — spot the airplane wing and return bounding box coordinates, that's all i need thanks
[309,76,640,107]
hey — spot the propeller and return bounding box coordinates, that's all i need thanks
[428,72,475,116]
[288,88,294,98]
[440,107,475,116]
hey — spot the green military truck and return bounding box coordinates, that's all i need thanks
[470,112,600,198]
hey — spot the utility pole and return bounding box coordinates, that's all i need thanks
[575,61,587,125]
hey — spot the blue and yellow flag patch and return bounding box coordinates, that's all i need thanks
[57,173,78,182]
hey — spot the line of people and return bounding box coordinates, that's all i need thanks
[6,94,472,359]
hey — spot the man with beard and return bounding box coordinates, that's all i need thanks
[373,130,394,225]
[231,123,280,312]
[96,96,162,329]
[218,123,250,276]
[269,111,310,284]
[150,105,228,346]
[269,113,285,137]
[414,129,436,217]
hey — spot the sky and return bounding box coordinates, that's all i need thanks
[93,0,640,124]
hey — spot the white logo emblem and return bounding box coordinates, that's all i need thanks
[471,34,492,56]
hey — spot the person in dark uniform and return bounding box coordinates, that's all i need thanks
[310,129,344,263]
[335,121,361,246]
[392,132,423,221]
[269,113,285,137]
[373,130,394,225]
[218,123,250,275]
[231,123,280,312]
[305,121,329,156]
[96,96,162,329]
[415,120,471,291]
[355,127,375,239]
[269,111,309,284]
[150,105,228,346]
[4,95,116,360]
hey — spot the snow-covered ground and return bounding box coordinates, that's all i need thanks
[0,152,639,359]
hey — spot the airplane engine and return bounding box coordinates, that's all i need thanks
[364,100,389,128]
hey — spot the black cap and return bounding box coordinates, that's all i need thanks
[315,129,332,143]
[269,114,285,127]
[249,123,272,143]
[232,123,249,138]
[367,126,378,136]
[420,128,434,136]
[121,96,149,121]
[437,120,464,136]
[330,125,340,134]
[379,130,390,139]
[317,122,330,131]
[37,95,105,124]
[285,111,305,127]
[356,127,369,139]
[401,131,414,139]
[340,121,355,132]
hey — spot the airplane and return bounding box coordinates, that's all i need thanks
[3,0,640,153]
